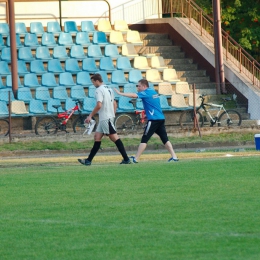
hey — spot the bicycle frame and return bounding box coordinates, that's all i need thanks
[57,104,80,126]
[198,96,228,126]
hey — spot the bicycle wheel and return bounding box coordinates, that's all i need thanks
[115,114,134,134]
[73,115,89,134]
[0,119,9,137]
[218,110,242,127]
[179,110,204,129]
[35,116,58,135]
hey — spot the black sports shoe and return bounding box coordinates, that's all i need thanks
[120,159,131,164]
[78,158,91,166]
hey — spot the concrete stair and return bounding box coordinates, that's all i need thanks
[138,32,215,95]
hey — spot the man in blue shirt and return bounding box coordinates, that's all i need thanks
[114,79,178,163]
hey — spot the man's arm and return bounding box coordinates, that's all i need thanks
[113,100,117,114]
[113,88,138,98]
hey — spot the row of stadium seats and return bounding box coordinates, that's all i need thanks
[0,92,197,118]
[0,30,143,50]
[0,20,131,37]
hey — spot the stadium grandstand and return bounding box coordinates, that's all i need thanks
[1,0,260,137]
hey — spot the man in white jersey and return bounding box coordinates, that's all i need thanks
[78,73,131,166]
[114,79,178,163]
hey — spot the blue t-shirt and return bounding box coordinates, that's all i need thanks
[137,88,165,120]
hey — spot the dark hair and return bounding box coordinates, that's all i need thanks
[91,73,103,82]
[138,79,149,88]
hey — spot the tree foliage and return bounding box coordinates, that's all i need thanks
[195,0,260,61]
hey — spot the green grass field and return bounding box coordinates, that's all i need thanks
[1,155,260,260]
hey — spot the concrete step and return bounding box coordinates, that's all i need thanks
[180,76,211,83]
[136,45,181,54]
[177,70,207,77]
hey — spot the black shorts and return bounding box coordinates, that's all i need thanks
[141,120,169,144]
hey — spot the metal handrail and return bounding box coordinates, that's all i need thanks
[162,0,260,89]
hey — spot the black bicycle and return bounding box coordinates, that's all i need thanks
[179,94,242,129]
[115,99,147,134]
[35,99,96,135]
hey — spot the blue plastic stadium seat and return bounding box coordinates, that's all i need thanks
[64,21,79,35]
[0,35,5,50]
[81,21,96,34]
[18,60,30,75]
[82,58,99,73]
[53,46,69,60]
[75,32,92,46]
[18,47,35,61]
[104,44,121,59]
[53,86,69,100]
[30,22,45,35]
[41,72,59,88]
[17,87,33,103]
[65,97,78,111]
[82,97,96,112]
[47,98,64,113]
[111,70,128,85]
[136,98,144,110]
[58,32,74,47]
[87,85,96,98]
[159,95,173,110]
[15,22,28,37]
[6,75,23,88]
[0,23,10,36]
[0,61,11,76]
[87,45,104,59]
[47,21,62,35]
[0,88,15,102]
[116,56,133,72]
[70,85,86,99]
[35,46,52,61]
[76,71,92,86]
[24,73,41,88]
[41,32,57,47]
[92,31,109,46]
[29,99,47,114]
[70,45,87,59]
[7,34,23,48]
[1,47,11,62]
[24,33,40,48]
[0,77,5,88]
[128,69,143,83]
[0,100,9,115]
[30,60,47,75]
[117,96,134,112]
[35,86,51,102]
[95,71,110,85]
[59,72,76,87]
[123,83,137,93]
[65,59,82,74]
[47,59,64,74]
[99,57,116,72]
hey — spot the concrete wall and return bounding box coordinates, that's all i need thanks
[0,0,161,26]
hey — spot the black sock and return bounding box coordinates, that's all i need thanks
[87,141,101,162]
[115,139,129,161]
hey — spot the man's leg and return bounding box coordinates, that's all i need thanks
[134,143,147,161]
[109,133,129,162]
[78,132,103,165]
[164,141,178,159]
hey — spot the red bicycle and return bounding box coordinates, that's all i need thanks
[35,99,96,135]
[115,99,147,134]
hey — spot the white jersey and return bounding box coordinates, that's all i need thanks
[95,84,115,121]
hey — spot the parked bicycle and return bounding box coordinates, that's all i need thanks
[0,118,9,137]
[115,99,147,134]
[35,99,96,135]
[179,94,242,129]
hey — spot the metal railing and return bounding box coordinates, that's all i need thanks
[162,0,260,89]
